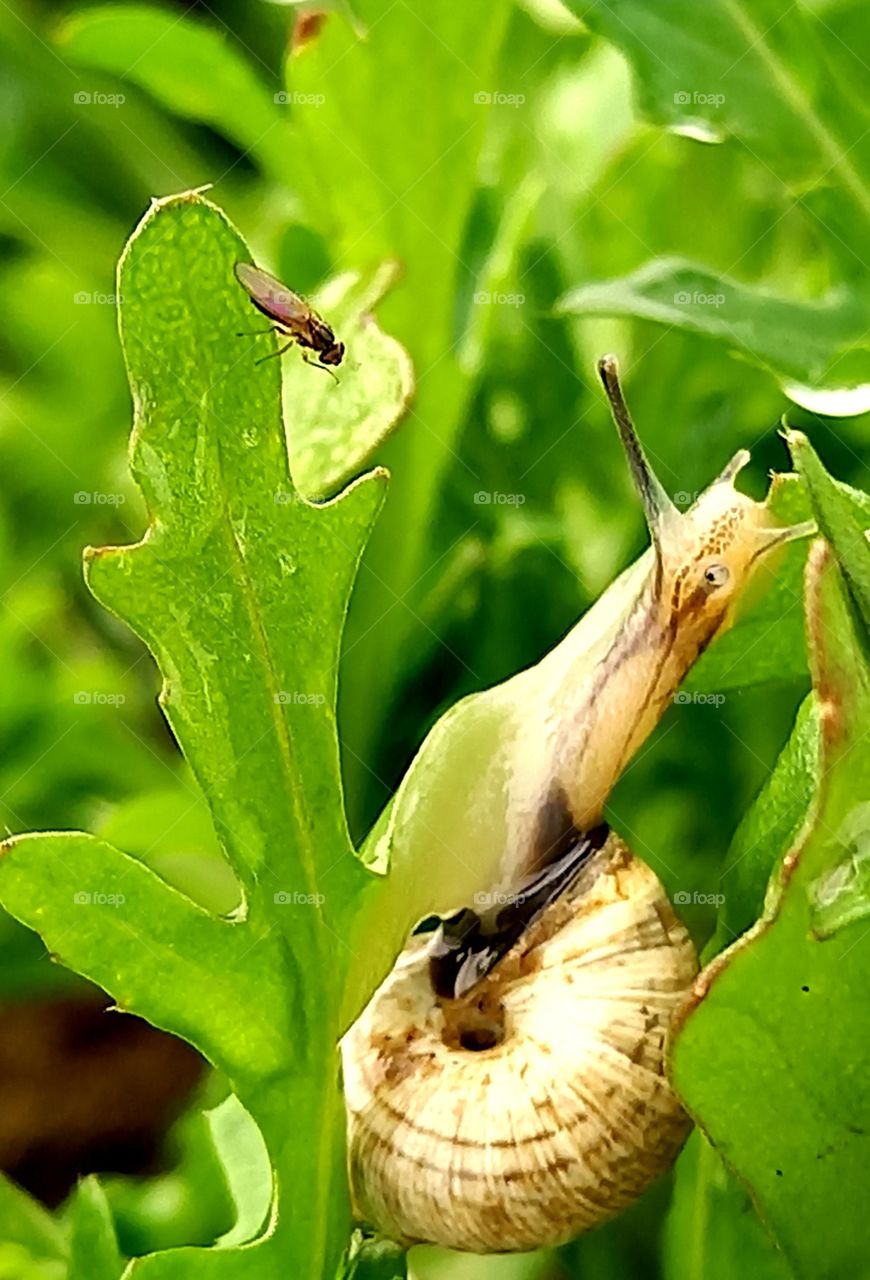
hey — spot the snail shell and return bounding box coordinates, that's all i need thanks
[341,832,698,1253]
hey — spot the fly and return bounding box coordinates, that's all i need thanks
[234,262,345,384]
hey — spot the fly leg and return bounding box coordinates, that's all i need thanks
[302,351,340,386]
[255,338,297,365]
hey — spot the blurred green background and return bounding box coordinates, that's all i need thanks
[0,0,867,1276]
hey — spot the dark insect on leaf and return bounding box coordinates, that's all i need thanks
[234,261,345,382]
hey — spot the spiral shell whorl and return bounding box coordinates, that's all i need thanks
[341,834,697,1253]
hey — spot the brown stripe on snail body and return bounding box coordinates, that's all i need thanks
[341,357,814,1253]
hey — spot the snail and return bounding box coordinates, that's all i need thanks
[340,356,813,1254]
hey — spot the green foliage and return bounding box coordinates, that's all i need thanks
[1,0,869,1277]
[283,263,414,499]
[663,1132,791,1280]
[0,1172,117,1280]
[65,1179,123,1280]
[0,1174,66,1271]
[560,0,870,397]
[559,259,870,390]
[0,191,392,1279]
[58,7,293,185]
[672,535,870,1279]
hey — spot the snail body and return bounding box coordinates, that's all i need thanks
[341,357,813,1251]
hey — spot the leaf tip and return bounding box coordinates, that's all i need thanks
[149,183,215,211]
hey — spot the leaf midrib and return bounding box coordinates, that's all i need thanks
[208,393,326,930]
[210,397,345,1279]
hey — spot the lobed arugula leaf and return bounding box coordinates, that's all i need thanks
[0,191,390,1280]
[282,263,414,500]
[671,531,870,1278]
[787,429,870,631]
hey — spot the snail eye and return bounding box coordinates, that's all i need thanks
[703,562,730,590]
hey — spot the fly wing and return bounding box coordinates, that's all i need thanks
[234,262,309,325]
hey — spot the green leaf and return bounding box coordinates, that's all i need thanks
[287,0,514,826]
[563,0,870,229]
[711,695,819,951]
[0,833,292,1078]
[206,1096,271,1248]
[57,6,292,185]
[0,191,389,1279]
[671,539,870,1279]
[787,430,870,631]
[703,446,870,950]
[663,1132,793,1280]
[558,1,870,400]
[0,1173,66,1265]
[104,1097,235,1254]
[557,258,870,392]
[338,1231,407,1280]
[282,263,414,500]
[65,1179,123,1280]
[89,191,385,916]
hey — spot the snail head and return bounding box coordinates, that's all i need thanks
[597,354,814,659]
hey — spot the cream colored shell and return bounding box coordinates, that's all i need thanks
[341,834,698,1253]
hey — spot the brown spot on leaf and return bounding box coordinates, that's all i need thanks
[293,10,327,51]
